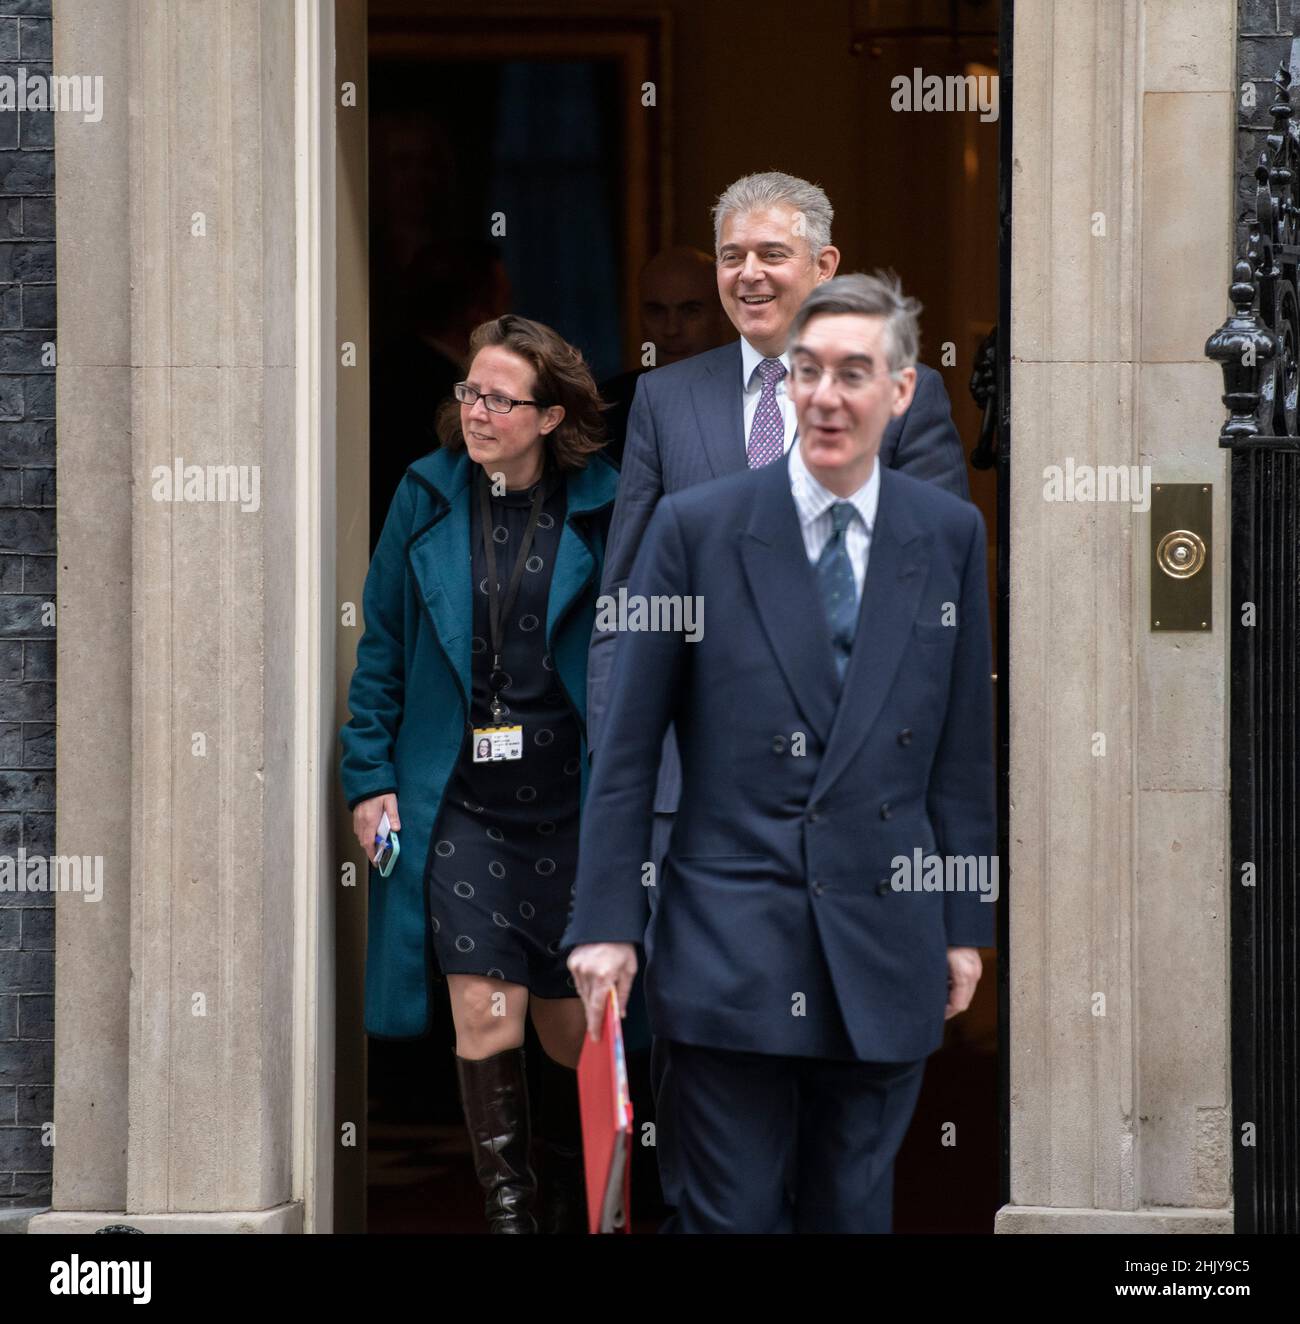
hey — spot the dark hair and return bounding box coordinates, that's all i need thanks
[786,270,921,373]
[436,315,607,469]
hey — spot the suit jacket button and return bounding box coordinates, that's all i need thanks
[880,802,892,820]
[771,735,786,754]
[806,805,821,823]
[898,728,913,746]
[876,879,891,895]
[812,881,824,896]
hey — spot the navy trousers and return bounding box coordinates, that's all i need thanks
[665,1040,926,1234]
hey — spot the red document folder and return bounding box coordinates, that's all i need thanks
[577,988,634,1233]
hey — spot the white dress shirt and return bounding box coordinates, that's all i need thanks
[740,337,797,456]
[788,439,879,599]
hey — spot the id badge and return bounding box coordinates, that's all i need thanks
[473,724,523,762]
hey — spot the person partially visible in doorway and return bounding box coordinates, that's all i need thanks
[341,313,618,1233]
[599,245,731,465]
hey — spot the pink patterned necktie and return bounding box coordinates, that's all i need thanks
[747,357,787,468]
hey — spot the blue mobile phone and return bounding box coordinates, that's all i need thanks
[374,810,400,877]
[375,832,399,876]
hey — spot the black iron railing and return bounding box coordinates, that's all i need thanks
[1206,63,1300,1236]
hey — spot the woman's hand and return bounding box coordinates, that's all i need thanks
[353,793,400,865]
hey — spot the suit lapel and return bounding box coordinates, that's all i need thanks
[811,468,931,801]
[738,460,838,747]
[690,340,747,479]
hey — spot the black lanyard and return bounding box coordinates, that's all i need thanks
[477,464,545,722]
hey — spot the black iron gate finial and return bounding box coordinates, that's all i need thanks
[1208,63,1300,447]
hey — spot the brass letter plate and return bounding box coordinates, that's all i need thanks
[1151,483,1211,631]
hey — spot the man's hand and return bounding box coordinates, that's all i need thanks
[352,793,400,865]
[944,946,983,1020]
[567,942,638,1040]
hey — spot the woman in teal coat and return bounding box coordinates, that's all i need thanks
[340,314,619,1233]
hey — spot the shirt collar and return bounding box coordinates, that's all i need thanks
[788,438,880,534]
[740,336,791,390]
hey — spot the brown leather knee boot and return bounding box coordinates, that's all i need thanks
[455,1046,538,1233]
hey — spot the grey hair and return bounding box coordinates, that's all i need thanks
[786,270,921,373]
[711,171,834,260]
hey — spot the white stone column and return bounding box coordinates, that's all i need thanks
[46,0,134,1219]
[32,0,323,1233]
[998,0,1235,1233]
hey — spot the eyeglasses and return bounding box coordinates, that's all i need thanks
[453,382,545,414]
[789,361,901,393]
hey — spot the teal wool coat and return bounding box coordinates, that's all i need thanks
[339,447,619,1038]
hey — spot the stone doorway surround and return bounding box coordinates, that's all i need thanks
[30,0,340,1233]
[996,0,1235,1233]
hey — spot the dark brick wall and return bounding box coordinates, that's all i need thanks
[0,0,54,1211]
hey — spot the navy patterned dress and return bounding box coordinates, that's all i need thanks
[426,463,582,997]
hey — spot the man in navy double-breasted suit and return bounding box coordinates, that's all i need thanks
[563,272,996,1233]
